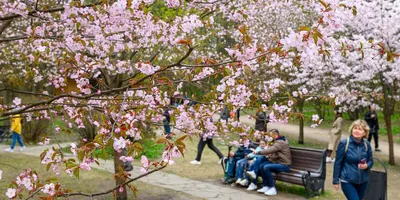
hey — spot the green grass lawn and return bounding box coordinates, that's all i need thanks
[0,153,202,200]
[298,104,400,144]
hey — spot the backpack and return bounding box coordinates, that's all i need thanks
[344,138,368,153]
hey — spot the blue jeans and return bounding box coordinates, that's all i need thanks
[247,156,269,183]
[235,159,248,179]
[163,120,171,135]
[11,132,24,149]
[341,182,368,200]
[260,163,290,187]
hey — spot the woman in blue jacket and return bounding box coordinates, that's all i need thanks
[333,119,373,200]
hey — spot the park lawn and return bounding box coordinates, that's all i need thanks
[0,152,203,200]
[298,104,400,144]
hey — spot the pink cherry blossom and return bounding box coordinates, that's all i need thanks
[6,188,16,199]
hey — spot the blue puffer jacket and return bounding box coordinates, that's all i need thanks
[333,136,373,184]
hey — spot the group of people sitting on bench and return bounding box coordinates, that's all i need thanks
[222,128,292,196]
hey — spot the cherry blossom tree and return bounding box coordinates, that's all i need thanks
[1,0,392,199]
[326,0,400,165]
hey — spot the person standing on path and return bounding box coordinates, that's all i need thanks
[255,109,269,133]
[326,107,344,163]
[365,104,381,152]
[5,113,25,152]
[190,118,224,165]
[333,119,373,200]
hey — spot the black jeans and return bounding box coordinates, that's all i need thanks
[368,131,379,148]
[195,138,224,161]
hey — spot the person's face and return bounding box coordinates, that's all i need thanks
[334,110,337,115]
[260,141,266,148]
[370,105,375,111]
[352,125,366,139]
[270,132,279,140]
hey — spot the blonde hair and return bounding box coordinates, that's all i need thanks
[348,119,370,139]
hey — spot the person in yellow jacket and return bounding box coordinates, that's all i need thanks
[5,114,25,152]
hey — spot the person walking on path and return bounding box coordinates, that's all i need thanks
[326,106,344,163]
[365,104,381,152]
[333,119,373,200]
[190,119,224,165]
[163,107,172,139]
[5,113,25,152]
[220,105,229,123]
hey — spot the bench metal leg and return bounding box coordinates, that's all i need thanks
[303,175,325,198]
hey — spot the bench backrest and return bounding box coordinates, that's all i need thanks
[290,147,326,175]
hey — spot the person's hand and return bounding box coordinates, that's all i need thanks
[250,148,255,151]
[358,163,368,170]
[334,184,340,191]
[371,114,376,118]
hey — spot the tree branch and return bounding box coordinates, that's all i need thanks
[58,164,167,198]
[0,1,102,21]
[0,19,13,37]
[0,88,54,98]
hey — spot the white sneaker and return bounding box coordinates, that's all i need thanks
[331,158,335,162]
[235,178,243,184]
[264,187,277,196]
[326,157,333,163]
[5,148,14,152]
[257,186,270,193]
[20,146,25,152]
[239,179,249,186]
[190,160,201,165]
[246,170,256,179]
[247,182,257,191]
[218,157,226,164]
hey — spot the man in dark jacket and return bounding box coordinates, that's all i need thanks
[365,105,380,151]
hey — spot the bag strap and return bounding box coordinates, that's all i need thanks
[345,138,368,153]
[345,138,350,153]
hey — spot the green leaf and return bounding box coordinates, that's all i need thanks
[298,26,311,31]
[73,168,80,179]
[352,6,357,16]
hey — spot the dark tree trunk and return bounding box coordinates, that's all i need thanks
[113,150,128,199]
[298,98,304,144]
[383,114,395,165]
[381,77,396,165]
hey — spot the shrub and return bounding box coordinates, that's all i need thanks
[22,119,50,144]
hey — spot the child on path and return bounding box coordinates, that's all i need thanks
[5,113,25,152]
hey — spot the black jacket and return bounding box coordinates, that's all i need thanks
[365,111,379,133]
[255,111,268,132]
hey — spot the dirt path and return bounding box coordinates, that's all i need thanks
[236,115,400,164]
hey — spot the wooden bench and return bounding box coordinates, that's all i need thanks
[0,125,11,143]
[221,145,326,198]
[272,147,327,198]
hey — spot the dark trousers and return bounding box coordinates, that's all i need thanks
[341,182,368,200]
[260,163,290,187]
[368,131,379,148]
[195,138,224,161]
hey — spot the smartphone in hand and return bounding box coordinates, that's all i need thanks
[360,158,366,164]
